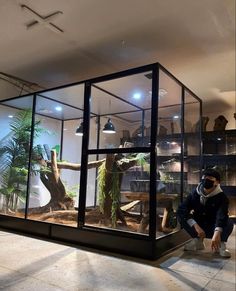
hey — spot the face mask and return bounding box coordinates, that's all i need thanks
[202,178,214,189]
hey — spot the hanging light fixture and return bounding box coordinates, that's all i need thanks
[75,122,83,136]
[102,118,116,134]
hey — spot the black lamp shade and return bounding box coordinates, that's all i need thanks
[102,118,116,134]
[75,122,83,136]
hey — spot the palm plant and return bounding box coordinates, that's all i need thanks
[0,109,44,213]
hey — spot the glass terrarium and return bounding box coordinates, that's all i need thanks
[0,63,202,259]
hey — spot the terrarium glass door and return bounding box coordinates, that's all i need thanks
[27,84,84,227]
[85,70,153,234]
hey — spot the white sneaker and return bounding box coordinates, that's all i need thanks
[184,238,205,251]
[218,242,231,258]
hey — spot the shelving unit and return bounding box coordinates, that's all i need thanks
[202,129,236,220]
[123,129,236,221]
[122,131,201,193]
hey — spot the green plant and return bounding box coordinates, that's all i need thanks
[62,181,79,199]
[97,152,149,227]
[0,109,45,212]
[97,162,106,214]
[97,162,120,227]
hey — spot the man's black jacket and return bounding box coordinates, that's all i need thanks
[177,188,229,228]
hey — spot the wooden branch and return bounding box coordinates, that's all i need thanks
[39,210,78,221]
[116,153,150,172]
[117,159,137,172]
[51,150,59,182]
[105,154,115,172]
[47,158,106,171]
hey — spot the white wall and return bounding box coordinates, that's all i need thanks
[0,105,18,140]
[61,120,82,207]
[29,115,62,207]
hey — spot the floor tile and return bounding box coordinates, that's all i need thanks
[0,227,235,291]
[203,279,236,291]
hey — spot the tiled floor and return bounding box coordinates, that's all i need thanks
[0,226,235,290]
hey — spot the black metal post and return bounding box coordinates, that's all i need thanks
[199,99,203,178]
[60,120,64,160]
[25,94,37,219]
[141,109,145,146]
[180,86,185,203]
[149,65,159,241]
[94,115,101,207]
[78,82,91,227]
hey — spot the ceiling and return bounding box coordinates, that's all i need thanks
[0,0,235,115]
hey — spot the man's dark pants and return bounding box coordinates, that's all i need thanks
[180,218,234,242]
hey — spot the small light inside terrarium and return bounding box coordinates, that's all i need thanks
[55,106,62,111]
[133,92,141,100]
[8,115,13,118]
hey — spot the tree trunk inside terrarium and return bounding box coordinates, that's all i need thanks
[28,151,105,215]
[99,154,127,227]
[28,150,146,230]
[28,150,74,214]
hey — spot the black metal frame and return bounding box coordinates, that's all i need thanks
[0,62,202,259]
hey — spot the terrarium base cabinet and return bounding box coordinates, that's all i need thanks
[0,62,201,259]
[0,214,190,259]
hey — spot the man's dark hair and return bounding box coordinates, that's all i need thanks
[203,168,221,182]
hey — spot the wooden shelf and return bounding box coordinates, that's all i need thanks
[121,191,178,202]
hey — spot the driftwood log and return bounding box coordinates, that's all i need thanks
[99,154,138,226]
[28,150,105,214]
[29,150,142,228]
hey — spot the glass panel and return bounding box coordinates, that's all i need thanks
[184,90,201,195]
[85,152,150,235]
[156,69,182,238]
[202,130,236,219]
[40,83,84,111]
[226,133,236,155]
[27,84,84,226]
[203,132,229,155]
[89,71,152,149]
[0,96,34,217]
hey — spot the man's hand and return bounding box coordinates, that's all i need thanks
[193,223,206,239]
[211,231,221,252]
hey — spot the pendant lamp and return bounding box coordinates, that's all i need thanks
[75,122,83,136]
[102,118,116,134]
